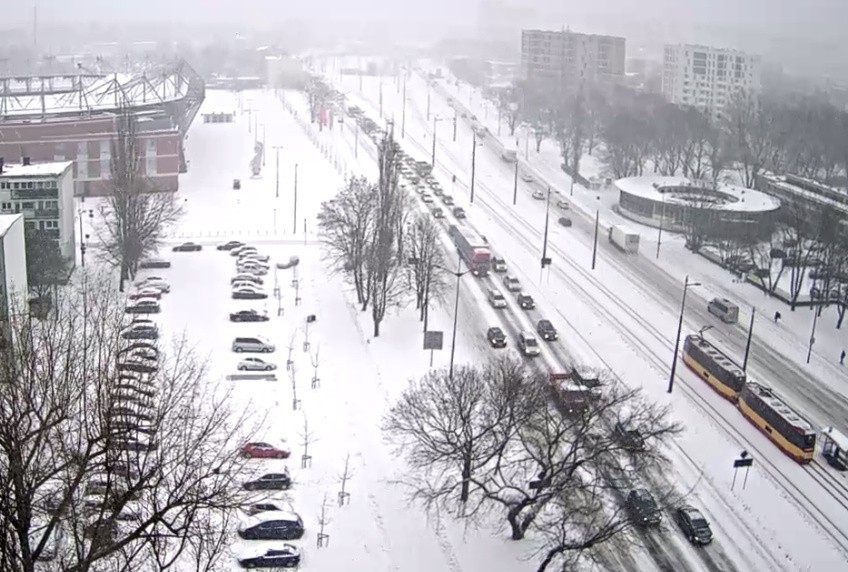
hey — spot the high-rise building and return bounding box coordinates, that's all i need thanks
[520,29,626,87]
[662,44,761,119]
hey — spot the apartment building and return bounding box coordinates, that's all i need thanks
[520,29,626,87]
[0,159,76,262]
[662,44,761,119]
[0,214,28,345]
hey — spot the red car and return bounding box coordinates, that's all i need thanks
[241,442,290,459]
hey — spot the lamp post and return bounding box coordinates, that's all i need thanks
[401,74,407,139]
[470,131,482,204]
[273,146,284,199]
[446,252,469,380]
[667,275,701,393]
[77,208,93,268]
[426,80,431,120]
[512,161,519,205]
[742,308,756,372]
[453,109,457,142]
[431,116,448,166]
[292,163,299,235]
[540,187,552,281]
[656,192,667,259]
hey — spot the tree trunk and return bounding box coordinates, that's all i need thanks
[506,505,526,540]
[837,304,846,329]
[459,458,471,502]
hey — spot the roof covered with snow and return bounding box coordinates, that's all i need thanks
[615,176,781,214]
[0,214,23,238]
[0,161,73,178]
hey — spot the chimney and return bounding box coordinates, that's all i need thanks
[22,157,31,166]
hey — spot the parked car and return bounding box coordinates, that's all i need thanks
[675,506,713,545]
[452,207,466,219]
[121,323,158,340]
[125,300,160,314]
[118,342,158,361]
[241,442,290,459]
[243,500,293,516]
[517,331,541,357]
[113,382,157,399]
[231,245,257,257]
[558,216,572,227]
[486,327,507,348]
[626,489,662,527]
[232,274,263,286]
[556,199,570,210]
[441,194,455,206]
[233,288,268,300]
[532,190,545,200]
[129,288,162,301]
[420,193,434,203]
[238,357,277,371]
[237,263,269,276]
[238,511,304,540]
[117,360,157,375]
[139,258,171,269]
[536,319,558,341]
[232,337,275,353]
[172,242,202,252]
[233,179,241,190]
[521,172,534,183]
[217,241,244,251]
[230,310,269,322]
[503,274,521,292]
[109,436,157,452]
[491,256,507,273]
[236,544,301,569]
[134,278,170,293]
[517,292,535,310]
[614,422,646,451]
[239,252,270,263]
[243,472,292,491]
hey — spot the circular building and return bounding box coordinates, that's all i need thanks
[615,176,781,242]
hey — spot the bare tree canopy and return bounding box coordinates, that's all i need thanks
[406,214,448,328]
[0,274,255,572]
[383,359,681,571]
[96,109,183,291]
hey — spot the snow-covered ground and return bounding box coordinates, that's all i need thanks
[315,61,848,571]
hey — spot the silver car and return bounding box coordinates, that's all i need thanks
[238,357,277,371]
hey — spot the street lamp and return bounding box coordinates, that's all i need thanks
[742,307,756,372]
[401,75,407,139]
[667,275,701,394]
[431,116,448,166]
[539,187,552,280]
[656,191,667,259]
[273,146,284,199]
[77,208,93,268]
[445,252,470,380]
[469,132,483,204]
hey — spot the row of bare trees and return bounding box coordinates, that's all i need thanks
[383,358,681,572]
[316,128,448,336]
[0,274,254,572]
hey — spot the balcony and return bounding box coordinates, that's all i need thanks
[11,188,58,200]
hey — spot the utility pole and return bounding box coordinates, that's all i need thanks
[379,80,384,118]
[668,276,701,393]
[431,117,438,166]
[470,131,477,204]
[274,146,283,198]
[656,195,666,259]
[453,109,457,142]
[426,82,431,120]
[293,163,299,235]
[591,209,600,270]
[354,123,359,158]
[742,308,756,372]
[401,75,407,138]
[540,187,552,281]
[512,162,519,205]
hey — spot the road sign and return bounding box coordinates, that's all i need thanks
[733,458,753,468]
[423,331,444,350]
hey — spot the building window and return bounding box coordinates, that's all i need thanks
[100,140,111,178]
[145,139,158,176]
[0,202,10,211]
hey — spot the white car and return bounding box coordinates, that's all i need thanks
[556,199,570,210]
[231,246,257,257]
[237,357,277,371]
[503,274,521,292]
[232,280,263,291]
[420,194,434,203]
[134,278,170,293]
[237,265,268,276]
[532,190,545,200]
[521,172,534,183]
[240,252,270,263]
[232,274,264,286]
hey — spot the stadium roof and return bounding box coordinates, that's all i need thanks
[0,61,198,120]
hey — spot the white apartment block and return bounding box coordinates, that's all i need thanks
[662,44,761,119]
[0,214,28,340]
[0,159,76,263]
[521,29,626,87]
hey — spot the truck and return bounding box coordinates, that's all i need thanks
[448,225,491,276]
[609,225,640,254]
[501,148,517,163]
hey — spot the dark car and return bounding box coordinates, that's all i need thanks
[232,288,268,300]
[441,194,455,206]
[243,472,291,491]
[614,422,646,451]
[558,217,573,228]
[452,207,466,219]
[237,545,301,569]
[139,258,171,269]
[233,179,241,190]
[486,326,507,348]
[536,319,558,341]
[517,293,535,310]
[121,323,158,340]
[675,506,713,545]
[626,489,662,527]
[491,256,507,273]
[230,310,269,323]
[217,241,244,251]
[172,242,202,252]
[238,511,305,540]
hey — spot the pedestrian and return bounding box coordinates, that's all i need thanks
[841,350,846,366]
[774,311,782,323]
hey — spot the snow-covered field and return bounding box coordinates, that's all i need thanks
[304,58,848,571]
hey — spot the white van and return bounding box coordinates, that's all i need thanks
[708,298,739,324]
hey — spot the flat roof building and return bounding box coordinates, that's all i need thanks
[0,160,76,263]
[0,213,28,347]
[662,44,761,120]
[755,172,848,232]
[521,29,626,88]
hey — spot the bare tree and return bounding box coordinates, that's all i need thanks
[406,215,448,327]
[97,108,184,291]
[383,358,536,505]
[317,176,376,308]
[288,363,299,411]
[0,274,255,572]
[316,494,331,548]
[300,415,315,468]
[723,93,785,189]
[366,127,408,337]
[337,453,354,506]
[309,345,320,389]
[497,86,522,136]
